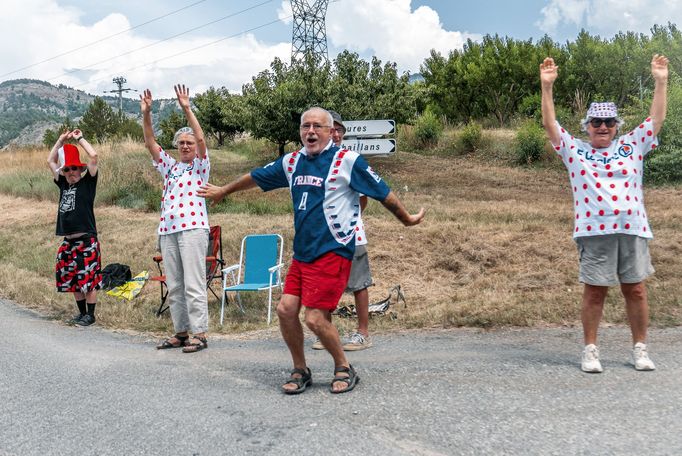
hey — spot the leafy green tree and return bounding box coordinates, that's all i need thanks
[241,52,416,155]
[423,35,548,126]
[242,56,331,155]
[157,111,187,150]
[77,97,119,143]
[194,87,244,146]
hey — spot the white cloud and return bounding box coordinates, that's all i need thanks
[3,0,477,98]
[279,0,478,73]
[325,0,479,73]
[538,0,682,36]
[2,0,290,98]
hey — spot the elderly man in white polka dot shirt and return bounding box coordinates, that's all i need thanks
[540,54,669,374]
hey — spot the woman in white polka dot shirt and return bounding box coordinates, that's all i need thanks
[141,84,211,353]
[540,55,668,374]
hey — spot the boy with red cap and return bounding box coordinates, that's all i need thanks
[47,129,101,326]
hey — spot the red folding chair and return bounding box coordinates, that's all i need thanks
[150,225,226,316]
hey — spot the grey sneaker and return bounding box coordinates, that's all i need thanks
[581,344,603,373]
[311,338,324,350]
[342,332,372,351]
[631,342,656,371]
[77,314,96,327]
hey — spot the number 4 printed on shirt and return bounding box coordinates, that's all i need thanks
[298,192,308,211]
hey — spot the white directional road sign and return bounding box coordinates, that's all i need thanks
[343,119,395,137]
[340,138,396,156]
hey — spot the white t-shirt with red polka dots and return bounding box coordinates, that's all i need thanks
[554,118,658,239]
[153,148,210,235]
[354,213,367,246]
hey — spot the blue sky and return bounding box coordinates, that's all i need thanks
[3,0,678,97]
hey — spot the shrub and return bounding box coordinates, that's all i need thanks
[413,110,443,147]
[458,121,482,153]
[514,120,547,165]
[645,145,682,185]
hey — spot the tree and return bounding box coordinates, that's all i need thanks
[329,52,416,123]
[242,56,331,155]
[193,87,244,146]
[157,111,187,150]
[77,97,119,143]
[241,52,416,155]
[423,35,547,126]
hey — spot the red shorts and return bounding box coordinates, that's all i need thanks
[283,252,352,311]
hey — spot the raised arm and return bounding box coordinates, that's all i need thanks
[72,129,98,176]
[197,174,258,205]
[540,57,561,147]
[650,54,669,136]
[47,130,71,180]
[140,89,161,162]
[175,84,207,159]
[380,191,425,227]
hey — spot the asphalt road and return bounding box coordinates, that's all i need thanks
[1,298,681,456]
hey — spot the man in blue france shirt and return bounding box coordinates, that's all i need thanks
[199,107,424,394]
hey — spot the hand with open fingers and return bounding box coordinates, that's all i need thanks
[174,84,191,109]
[651,54,669,82]
[198,183,224,205]
[540,57,559,85]
[139,89,153,113]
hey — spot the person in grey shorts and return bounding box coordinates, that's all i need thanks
[540,54,669,372]
[311,110,373,351]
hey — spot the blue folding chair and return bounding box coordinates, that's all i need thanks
[220,234,284,325]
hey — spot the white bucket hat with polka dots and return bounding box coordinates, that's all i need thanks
[586,102,618,118]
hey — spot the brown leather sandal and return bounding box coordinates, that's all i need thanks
[182,336,208,353]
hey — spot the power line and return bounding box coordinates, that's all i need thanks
[70,15,291,92]
[0,0,209,80]
[45,0,274,84]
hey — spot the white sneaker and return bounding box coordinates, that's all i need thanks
[311,338,324,350]
[581,344,603,373]
[631,342,656,371]
[342,332,372,351]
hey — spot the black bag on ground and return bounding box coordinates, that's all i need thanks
[100,263,132,290]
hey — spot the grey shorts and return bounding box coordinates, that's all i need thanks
[575,234,654,286]
[346,245,372,292]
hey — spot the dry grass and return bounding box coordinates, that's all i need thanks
[1,137,681,336]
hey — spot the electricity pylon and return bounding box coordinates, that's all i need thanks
[291,0,330,64]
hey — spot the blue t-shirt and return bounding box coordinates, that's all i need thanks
[251,140,390,262]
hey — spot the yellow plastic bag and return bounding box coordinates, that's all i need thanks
[106,271,149,301]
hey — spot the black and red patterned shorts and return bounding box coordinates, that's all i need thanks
[55,235,102,293]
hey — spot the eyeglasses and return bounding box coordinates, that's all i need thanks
[333,127,345,134]
[300,123,330,132]
[589,118,617,128]
[63,166,82,172]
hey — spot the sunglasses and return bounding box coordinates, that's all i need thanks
[63,166,82,172]
[589,118,617,128]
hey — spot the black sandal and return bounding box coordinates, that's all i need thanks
[282,367,313,395]
[182,336,208,353]
[330,364,359,394]
[156,334,189,349]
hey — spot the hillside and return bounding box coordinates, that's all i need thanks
[0,79,176,148]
